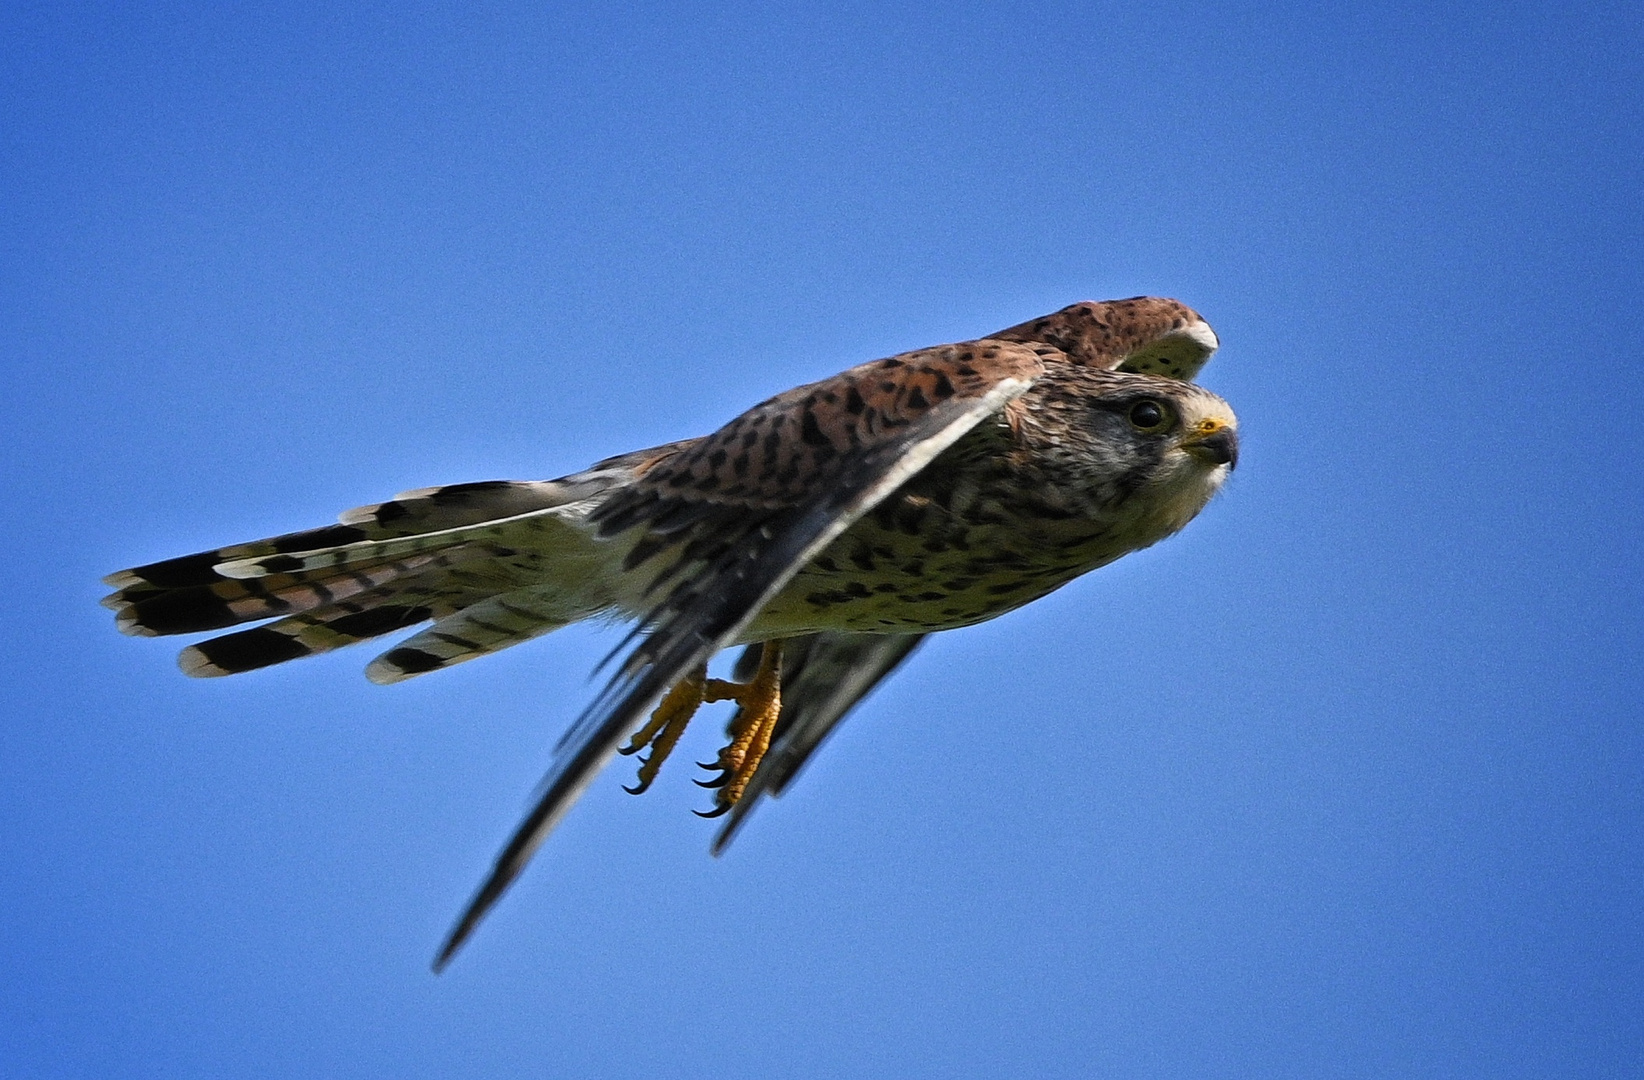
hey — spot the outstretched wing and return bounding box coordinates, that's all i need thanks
[710,631,927,854]
[434,339,1050,970]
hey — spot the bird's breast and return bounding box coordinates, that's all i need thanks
[745,486,1147,639]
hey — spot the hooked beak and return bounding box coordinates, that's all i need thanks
[1181,419,1238,469]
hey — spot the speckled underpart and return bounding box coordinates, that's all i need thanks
[102,296,1236,969]
[750,367,1234,638]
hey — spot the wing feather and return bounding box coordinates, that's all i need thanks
[363,587,587,684]
[986,296,1218,380]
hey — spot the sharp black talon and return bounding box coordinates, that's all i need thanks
[623,782,647,795]
[694,773,730,788]
[693,803,732,818]
[695,759,722,770]
[617,743,643,756]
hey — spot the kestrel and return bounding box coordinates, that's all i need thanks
[103,297,1238,969]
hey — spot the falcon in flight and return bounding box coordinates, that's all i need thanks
[104,297,1238,969]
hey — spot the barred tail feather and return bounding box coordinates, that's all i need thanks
[339,480,583,530]
[109,549,478,638]
[364,587,586,684]
[101,521,379,594]
[105,455,673,680]
[104,507,586,639]
[101,478,595,597]
[174,563,505,677]
[180,602,437,677]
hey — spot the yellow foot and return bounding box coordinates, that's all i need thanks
[617,641,786,812]
[693,640,784,818]
[619,664,706,795]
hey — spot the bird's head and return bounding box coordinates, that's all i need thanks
[1019,369,1238,537]
[1100,375,1237,535]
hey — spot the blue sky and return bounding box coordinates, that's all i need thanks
[3,2,1640,1076]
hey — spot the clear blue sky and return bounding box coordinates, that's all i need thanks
[3,2,1640,1076]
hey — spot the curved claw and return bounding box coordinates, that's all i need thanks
[693,803,733,819]
[623,780,652,795]
[617,742,644,757]
[694,772,730,789]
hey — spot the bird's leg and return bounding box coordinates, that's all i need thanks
[619,664,707,795]
[617,641,786,809]
[693,640,784,817]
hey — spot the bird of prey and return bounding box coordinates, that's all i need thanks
[103,297,1238,970]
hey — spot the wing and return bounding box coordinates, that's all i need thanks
[709,631,927,854]
[987,296,1219,381]
[433,339,1050,970]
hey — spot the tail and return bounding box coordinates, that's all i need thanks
[104,447,687,679]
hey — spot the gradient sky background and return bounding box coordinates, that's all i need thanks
[4,2,1641,1076]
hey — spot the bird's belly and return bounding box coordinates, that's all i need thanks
[745,512,1123,638]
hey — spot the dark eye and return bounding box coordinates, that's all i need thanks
[1128,400,1169,431]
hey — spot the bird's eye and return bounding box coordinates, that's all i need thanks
[1128,400,1170,431]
